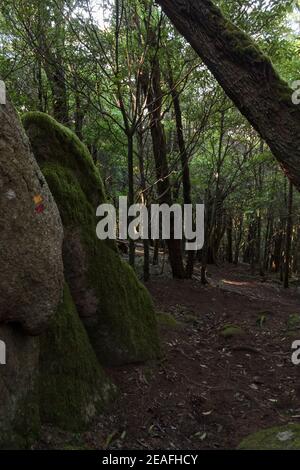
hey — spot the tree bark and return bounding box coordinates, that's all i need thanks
[226,215,233,264]
[157,0,300,190]
[143,53,185,279]
[168,67,194,278]
[284,180,293,288]
[127,133,135,268]
[137,130,150,281]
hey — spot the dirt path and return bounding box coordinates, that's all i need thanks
[36,265,300,450]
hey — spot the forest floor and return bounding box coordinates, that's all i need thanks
[36,262,300,450]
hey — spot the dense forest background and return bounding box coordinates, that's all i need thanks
[3,0,300,452]
[1,0,300,285]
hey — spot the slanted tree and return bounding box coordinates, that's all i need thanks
[156,0,300,191]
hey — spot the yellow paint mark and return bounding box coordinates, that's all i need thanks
[33,194,43,205]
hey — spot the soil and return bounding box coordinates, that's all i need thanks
[35,263,300,450]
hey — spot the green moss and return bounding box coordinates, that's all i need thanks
[219,324,245,338]
[287,314,300,330]
[210,5,296,108]
[22,112,105,203]
[157,312,181,328]
[238,424,300,450]
[286,314,300,337]
[39,284,116,431]
[23,112,160,366]
[86,255,161,364]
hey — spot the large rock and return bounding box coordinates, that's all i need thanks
[0,325,40,449]
[23,112,160,365]
[39,284,115,430]
[0,99,64,334]
[0,96,64,449]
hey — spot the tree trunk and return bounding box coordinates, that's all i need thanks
[137,130,150,281]
[127,133,135,268]
[153,240,159,266]
[168,67,194,278]
[284,181,293,288]
[50,67,69,125]
[157,0,300,191]
[226,215,233,263]
[234,215,243,265]
[272,230,283,273]
[144,54,185,279]
[74,82,85,141]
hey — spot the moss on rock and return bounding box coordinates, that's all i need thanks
[219,324,245,338]
[23,112,160,365]
[157,312,182,328]
[39,284,115,431]
[238,424,300,450]
[287,314,300,331]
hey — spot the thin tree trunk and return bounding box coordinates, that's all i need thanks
[234,215,243,265]
[153,240,159,266]
[284,181,294,288]
[137,130,150,281]
[168,67,194,278]
[143,54,185,279]
[74,80,85,140]
[226,215,233,263]
[127,133,135,268]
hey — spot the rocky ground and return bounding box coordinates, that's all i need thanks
[35,263,300,450]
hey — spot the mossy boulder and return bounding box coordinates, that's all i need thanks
[39,284,115,431]
[0,95,64,449]
[23,112,160,365]
[219,324,245,338]
[238,424,300,450]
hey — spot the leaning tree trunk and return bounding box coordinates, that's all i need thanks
[157,0,300,191]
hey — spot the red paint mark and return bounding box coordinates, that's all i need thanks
[35,204,45,214]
